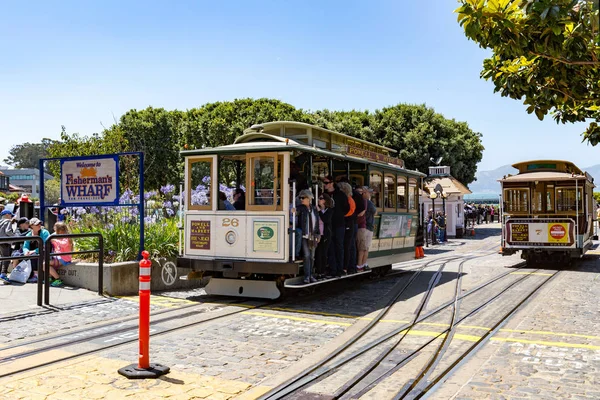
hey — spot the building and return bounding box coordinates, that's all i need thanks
[0,170,8,192]
[420,165,472,238]
[0,168,53,197]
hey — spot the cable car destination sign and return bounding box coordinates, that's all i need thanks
[345,145,404,168]
[61,155,120,206]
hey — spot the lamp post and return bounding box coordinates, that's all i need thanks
[429,192,438,245]
[439,190,448,242]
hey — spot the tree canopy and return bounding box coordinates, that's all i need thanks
[48,98,484,189]
[4,139,57,171]
[455,0,600,143]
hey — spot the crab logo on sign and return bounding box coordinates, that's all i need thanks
[549,224,566,240]
[161,261,177,286]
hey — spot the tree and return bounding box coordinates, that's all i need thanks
[313,105,484,185]
[455,0,600,143]
[4,139,57,171]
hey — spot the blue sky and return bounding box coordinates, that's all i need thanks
[0,0,596,172]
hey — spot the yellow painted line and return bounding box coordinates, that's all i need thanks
[241,310,600,350]
[396,329,600,350]
[242,311,353,326]
[510,272,553,276]
[264,306,358,319]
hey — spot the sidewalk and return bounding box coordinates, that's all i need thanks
[0,280,104,316]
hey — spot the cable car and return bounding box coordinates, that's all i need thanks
[177,121,425,298]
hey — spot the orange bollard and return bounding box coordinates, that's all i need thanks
[419,246,425,258]
[415,247,419,259]
[118,251,170,379]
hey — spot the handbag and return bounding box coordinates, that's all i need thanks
[9,260,32,283]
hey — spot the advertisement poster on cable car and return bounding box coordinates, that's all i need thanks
[505,219,575,247]
[253,221,279,252]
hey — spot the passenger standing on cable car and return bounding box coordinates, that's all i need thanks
[338,182,356,274]
[323,176,349,277]
[297,190,320,284]
[349,185,365,272]
[314,193,333,279]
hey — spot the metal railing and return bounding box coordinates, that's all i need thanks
[0,236,45,306]
[44,233,104,305]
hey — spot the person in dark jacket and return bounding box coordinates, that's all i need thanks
[323,176,349,277]
[314,193,333,278]
[296,189,320,284]
[232,188,245,210]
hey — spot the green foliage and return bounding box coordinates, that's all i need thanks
[70,217,179,263]
[455,0,600,144]
[44,179,61,204]
[593,191,600,204]
[0,192,20,203]
[48,98,484,187]
[313,104,484,185]
[4,139,57,171]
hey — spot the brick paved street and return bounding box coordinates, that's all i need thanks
[4,224,600,399]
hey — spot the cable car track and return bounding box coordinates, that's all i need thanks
[257,246,515,399]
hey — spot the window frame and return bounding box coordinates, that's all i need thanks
[186,155,216,211]
[408,178,418,211]
[246,152,280,212]
[369,169,384,212]
[384,173,397,211]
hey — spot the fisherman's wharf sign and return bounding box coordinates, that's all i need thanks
[61,156,119,206]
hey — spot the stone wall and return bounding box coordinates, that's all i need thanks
[56,257,206,296]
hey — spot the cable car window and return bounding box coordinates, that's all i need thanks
[556,187,582,212]
[546,184,554,212]
[188,157,213,210]
[385,174,396,210]
[218,155,245,211]
[369,171,383,209]
[504,188,529,213]
[247,152,279,211]
[397,176,407,210]
[409,179,418,210]
[532,182,544,213]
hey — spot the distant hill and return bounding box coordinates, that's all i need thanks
[583,165,600,183]
[469,163,600,194]
[467,165,517,194]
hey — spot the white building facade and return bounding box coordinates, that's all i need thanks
[420,166,472,238]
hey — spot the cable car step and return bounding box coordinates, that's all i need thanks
[284,269,372,288]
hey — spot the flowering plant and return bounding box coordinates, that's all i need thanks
[65,185,182,263]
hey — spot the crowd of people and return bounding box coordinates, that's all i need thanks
[464,203,497,225]
[291,176,377,284]
[0,203,72,286]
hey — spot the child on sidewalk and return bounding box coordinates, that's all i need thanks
[47,222,73,287]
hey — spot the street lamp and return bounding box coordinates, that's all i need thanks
[438,190,449,242]
[430,192,438,244]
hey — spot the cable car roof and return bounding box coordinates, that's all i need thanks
[511,160,583,175]
[181,137,426,177]
[498,171,587,183]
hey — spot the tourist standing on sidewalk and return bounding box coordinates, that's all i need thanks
[0,210,17,283]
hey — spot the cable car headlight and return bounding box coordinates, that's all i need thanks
[225,230,237,245]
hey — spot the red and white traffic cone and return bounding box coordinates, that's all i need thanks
[118,251,170,379]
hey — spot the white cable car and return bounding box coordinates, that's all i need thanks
[499,160,595,264]
[178,121,426,298]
